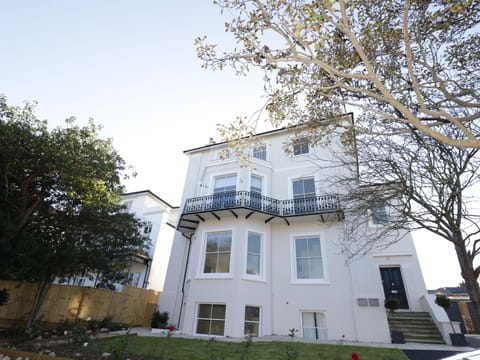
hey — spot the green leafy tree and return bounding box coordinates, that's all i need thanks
[197,0,480,148]
[0,96,147,327]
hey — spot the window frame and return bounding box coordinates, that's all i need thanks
[293,137,310,156]
[301,311,328,340]
[291,177,316,200]
[195,303,227,337]
[201,230,233,277]
[252,144,267,161]
[244,305,261,337]
[370,203,389,226]
[213,174,237,194]
[290,234,328,284]
[197,228,235,279]
[244,231,265,280]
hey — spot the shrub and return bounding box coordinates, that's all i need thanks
[384,297,400,312]
[151,311,169,329]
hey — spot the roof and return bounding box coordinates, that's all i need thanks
[183,112,354,154]
[122,190,178,209]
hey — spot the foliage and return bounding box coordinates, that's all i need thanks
[88,336,408,359]
[197,0,480,148]
[0,95,147,325]
[435,294,451,310]
[0,287,8,306]
[384,298,400,312]
[151,311,169,329]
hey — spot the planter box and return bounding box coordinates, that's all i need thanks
[391,330,405,344]
[450,333,467,346]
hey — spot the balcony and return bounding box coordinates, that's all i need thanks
[177,191,343,235]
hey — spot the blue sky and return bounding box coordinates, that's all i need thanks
[0,1,462,289]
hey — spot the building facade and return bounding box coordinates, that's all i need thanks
[160,126,429,343]
[59,190,178,292]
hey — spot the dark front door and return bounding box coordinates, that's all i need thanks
[380,267,409,309]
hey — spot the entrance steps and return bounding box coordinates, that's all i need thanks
[387,311,444,344]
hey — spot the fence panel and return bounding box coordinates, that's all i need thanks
[0,280,159,328]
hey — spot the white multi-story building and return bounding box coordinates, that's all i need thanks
[121,190,178,291]
[160,124,431,343]
[60,190,178,292]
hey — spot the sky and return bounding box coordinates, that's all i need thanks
[0,0,463,290]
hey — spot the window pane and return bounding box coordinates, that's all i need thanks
[308,237,321,256]
[248,233,261,253]
[214,175,236,193]
[297,258,309,279]
[292,180,303,197]
[309,258,324,278]
[245,306,260,321]
[247,254,260,275]
[198,304,212,318]
[253,145,266,160]
[251,175,262,194]
[244,322,259,336]
[295,238,309,257]
[204,254,217,273]
[303,178,315,194]
[217,253,230,272]
[210,320,225,335]
[196,319,210,334]
[212,304,226,319]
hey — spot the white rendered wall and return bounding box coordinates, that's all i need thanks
[161,128,428,342]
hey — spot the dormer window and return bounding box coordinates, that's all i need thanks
[293,137,309,156]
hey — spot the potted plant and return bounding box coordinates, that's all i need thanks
[151,311,169,334]
[384,297,404,343]
[384,297,400,312]
[435,294,467,346]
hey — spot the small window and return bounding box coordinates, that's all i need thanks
[371,203,389,225]
[214,174,237,194]
[130,272,141,287]
[196,304,226,336]
[250,175,262,195]
[218,148,232,160]
[144,222,153,234]
[246,232,262,276]
[203,231,232,274]
[244,306,260,337]
[295,236,324,280]
[302,311,327,340]
[293,138,309,155]
[292,178,315,199]
[253,145,267,160]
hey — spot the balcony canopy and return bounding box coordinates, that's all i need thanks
[177,191,343,236]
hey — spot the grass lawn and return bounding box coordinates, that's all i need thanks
[82,335,409,359]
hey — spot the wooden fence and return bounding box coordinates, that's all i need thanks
[0,280,160,329]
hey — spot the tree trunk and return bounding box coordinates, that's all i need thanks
[454,239,480,330]
[27,277,52,329]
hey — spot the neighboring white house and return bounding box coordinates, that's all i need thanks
[58,190,178,292]
[159,123,431,343]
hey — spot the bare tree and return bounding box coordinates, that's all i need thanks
[197,0,480,148]
[336,125,480,323]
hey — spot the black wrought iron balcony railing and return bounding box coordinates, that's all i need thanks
[182,191,341,217]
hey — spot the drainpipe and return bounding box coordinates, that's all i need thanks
[178,234,193,327]
[143,258,152,289]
